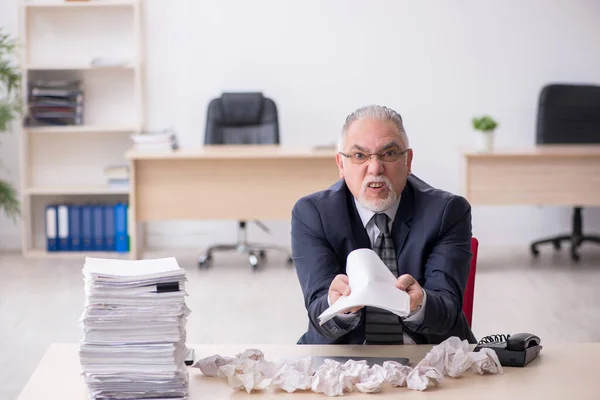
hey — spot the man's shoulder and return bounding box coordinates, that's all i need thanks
[293,179,347,212]
[408,174,470,212]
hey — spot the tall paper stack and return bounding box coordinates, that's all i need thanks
[79,257,190,400]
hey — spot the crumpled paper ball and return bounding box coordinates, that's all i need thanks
[383,361,413,387]
[196,349,277,394]
[270,356,314,393]
[418,337,504,379]
[191,354,233,377]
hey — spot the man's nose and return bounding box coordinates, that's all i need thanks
[366,155,384,175]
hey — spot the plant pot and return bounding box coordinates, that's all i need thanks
[476,131,495,152]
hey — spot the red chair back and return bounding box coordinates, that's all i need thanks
[462,237,478,327]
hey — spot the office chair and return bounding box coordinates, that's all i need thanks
[197,92,293,270]
[463,237,478,327]
[530,84,600,262]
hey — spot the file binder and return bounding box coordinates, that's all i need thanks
[57,205,69,251]
[104,204,115,251]
[81,205,94,251]
[92,205,105,251]
[45,205,58,252]
[69,205,82,251]
[114,203,129,253]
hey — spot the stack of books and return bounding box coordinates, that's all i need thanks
[104,165,130,189]
[131,129,179,152]
[26,80,84,126]
[79,257,190,400]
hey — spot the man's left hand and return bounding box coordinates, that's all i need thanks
[395,274,424,312]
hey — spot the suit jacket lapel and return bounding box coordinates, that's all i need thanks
[344,183,371,250]
[392,180,415,263]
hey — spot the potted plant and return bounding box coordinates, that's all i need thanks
[472,115,498,152]
[0,29,21,221]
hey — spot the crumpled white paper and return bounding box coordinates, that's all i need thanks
[270,356,314,393]
[417,337,503,378]
[383,361,413,387]
[191,354,234,377]
[406,365,443,391]
[355,363,386,393]
[311,359,355,396]
[199,349,277,393]
[417,336,469,376]
[311,359,389,396]
[193,338,503,396]
[470,348,503,375]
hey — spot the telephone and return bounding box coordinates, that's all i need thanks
[473,333,542,367]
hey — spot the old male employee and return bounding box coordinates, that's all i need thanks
[291,105,476,345]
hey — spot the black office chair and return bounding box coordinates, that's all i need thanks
[530,83,600,262]
[197,92,293,270]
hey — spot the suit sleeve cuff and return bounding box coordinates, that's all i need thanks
[403,288,427,323]
[328,294,361,321]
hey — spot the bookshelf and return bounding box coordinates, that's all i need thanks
[18,0,144,258]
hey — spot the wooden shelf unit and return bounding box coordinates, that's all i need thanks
[19,0,144,259]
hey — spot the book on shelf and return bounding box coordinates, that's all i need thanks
[90,56,131,68]
[25,80,84,126]
[104,165,130,189]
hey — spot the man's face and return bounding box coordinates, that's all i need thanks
[336,118,413,212]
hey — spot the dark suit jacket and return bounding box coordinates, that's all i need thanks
[291,174,476,345]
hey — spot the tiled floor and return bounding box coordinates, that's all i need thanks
[1,244,599,400]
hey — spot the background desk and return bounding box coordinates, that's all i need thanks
[126,146,339,259]
[463,145,600,206]
[17,343,598,399]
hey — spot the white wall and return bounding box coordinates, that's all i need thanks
[2,0,600,251]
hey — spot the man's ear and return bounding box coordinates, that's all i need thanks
[406,148,414,175]
[336,153,344,178]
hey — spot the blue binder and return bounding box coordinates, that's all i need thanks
[81,205,94,251]
[45,205,58,252]
[104,204,115,251]
[69,205,82,251]
[92,205,105,251]
[57,205,69,251]
[114,203,129,253]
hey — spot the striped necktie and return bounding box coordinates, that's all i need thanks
[364,213,404,344]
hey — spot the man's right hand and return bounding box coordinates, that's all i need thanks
[328,274,363,314]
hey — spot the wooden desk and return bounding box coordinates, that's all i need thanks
[126,146,339,259]
[17,343,598,399]
[463,145,600,206]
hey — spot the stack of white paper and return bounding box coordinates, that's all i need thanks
[318,249,411,325]
[79,257,190,400]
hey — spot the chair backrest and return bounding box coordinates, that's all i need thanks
[536,84,600,144]
[204,92,280,145]
[463,237,478,327]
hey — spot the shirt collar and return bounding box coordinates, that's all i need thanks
[354,196,402,228]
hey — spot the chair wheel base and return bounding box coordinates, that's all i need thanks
[530,245,539,258]
[197,254,212,269]
[570,250,580,262]
[249,253,260,270]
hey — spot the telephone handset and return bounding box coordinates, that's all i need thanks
[473,333,542,367]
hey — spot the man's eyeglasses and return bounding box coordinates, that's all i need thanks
[338,148,410,164]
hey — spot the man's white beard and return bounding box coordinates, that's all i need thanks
[357,176,397,212]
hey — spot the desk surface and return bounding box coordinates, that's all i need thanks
[126,145,338,160]
[464,144,600,158]
[17,343,598,399]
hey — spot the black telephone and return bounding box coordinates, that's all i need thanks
[473,333,542,367]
